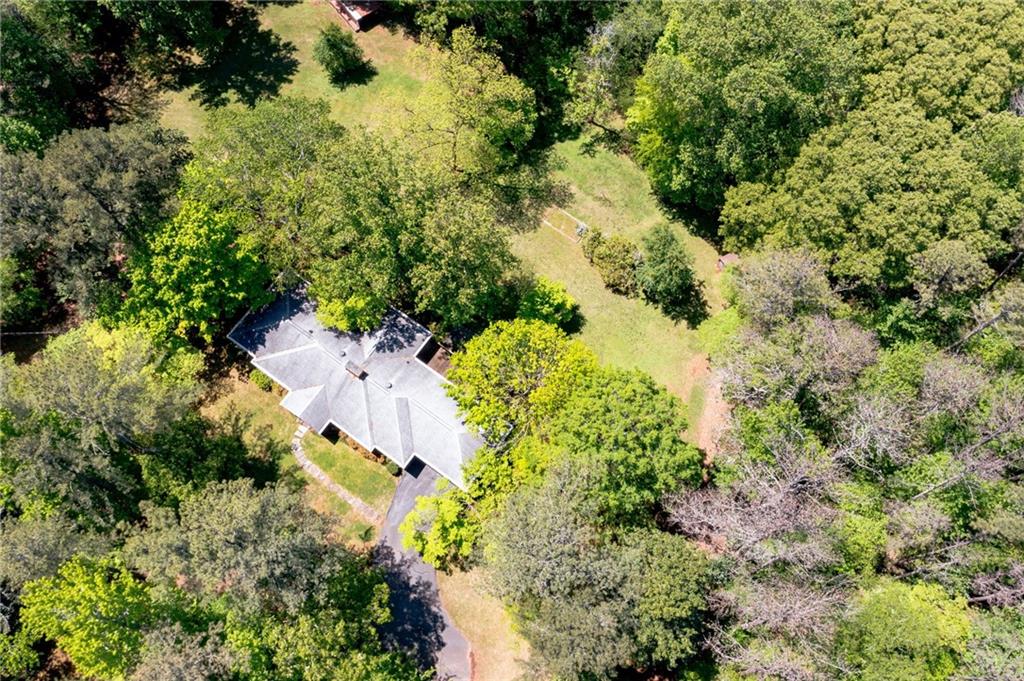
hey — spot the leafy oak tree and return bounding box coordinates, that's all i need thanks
[837,581,972,681]
[628,0,860,209]
[407,26,537,181]
[446,318,598,437]
[121,200,271,343]
[547,367,702,526]
[1,323,200,526]
[854,0,1024,128]
[125,479,327,614]
[20,555,156,681]
[183,97,345,272]
[394,0,614,147]
[0,121,190,311]
[721,100,1022,294]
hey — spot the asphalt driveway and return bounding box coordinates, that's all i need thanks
[374,462,471,680]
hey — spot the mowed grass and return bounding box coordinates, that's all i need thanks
[160,2,426,140]
[302,434,397,517]
[513,226,702,398]
[201,372,379,546]
[514,139,728,408]
[437,568,530,681]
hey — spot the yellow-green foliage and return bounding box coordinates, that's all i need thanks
[838,580,971,681]
[21,556,155,681]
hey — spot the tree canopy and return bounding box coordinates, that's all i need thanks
[1,121,189,311]
[854,0,1024,128]
[628,0,860,209]
[721,100,1022,294]
[121,200,271,343]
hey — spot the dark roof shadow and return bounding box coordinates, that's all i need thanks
[371,311,427,355]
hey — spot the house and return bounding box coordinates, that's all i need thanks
[717,253,741,272]
[228,289,481,489]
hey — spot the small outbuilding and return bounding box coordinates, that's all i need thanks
[717,253,741,272]
[329,1,380,32]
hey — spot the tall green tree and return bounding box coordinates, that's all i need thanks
[20,555,156,681]
[567,0,667,148]
[854,0,1024,128]
[184,96,344,272]
[446,318,598,436]
[721,100,1022,294]
[1,121,190,311]
[126,480,328,613]
[628,0,860,209]
[394,0,614,146]
[407,195,517,328]
[1,323,199,525]
[637,223,706,325]
[122,200,271,343]
[837,580,971,681]
[548,367,702,526]
[408,26,537,180]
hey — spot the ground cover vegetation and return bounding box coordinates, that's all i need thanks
[2,1,1023,680]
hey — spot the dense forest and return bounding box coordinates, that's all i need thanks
[1,1,1022,680]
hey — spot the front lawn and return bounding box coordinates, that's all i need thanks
[301,434,398,517]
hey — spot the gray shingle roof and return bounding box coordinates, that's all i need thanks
[228,290,481,489]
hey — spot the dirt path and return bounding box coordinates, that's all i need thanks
[290,425,384,525]
[695,370,731,462]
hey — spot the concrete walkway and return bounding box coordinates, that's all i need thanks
[290,425,384,525]
[375,465,471,680]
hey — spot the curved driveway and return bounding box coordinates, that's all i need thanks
[375,464,471,680]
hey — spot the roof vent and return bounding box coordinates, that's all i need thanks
[385,381,393,389]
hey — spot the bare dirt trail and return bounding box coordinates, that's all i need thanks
[695,371,731,462]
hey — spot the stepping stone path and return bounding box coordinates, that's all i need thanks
[291,424,384,525]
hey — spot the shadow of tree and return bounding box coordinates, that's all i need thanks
[326,60,378,89]
[651,284,710,328]
[372,543,447,671]
[178,7,298,108]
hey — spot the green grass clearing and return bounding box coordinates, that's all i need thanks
[161,2,426,140]
[514,138,729,415]
[512,226,704,399]
[301,434,398,517]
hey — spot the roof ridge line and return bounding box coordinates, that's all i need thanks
[253,342,319,362]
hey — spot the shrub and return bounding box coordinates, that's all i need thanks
[313,24,370,88]
[518,276,578,328]
[584,230,641,296]
[249,368,273,392]
[385,461,401,477]
[637,224,706,325]
[581,228,604,261]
